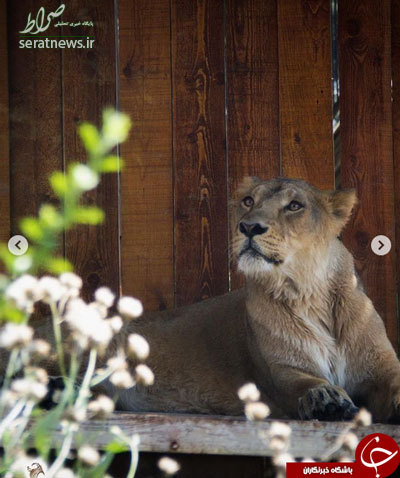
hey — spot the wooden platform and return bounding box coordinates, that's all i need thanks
[67,413,400,458]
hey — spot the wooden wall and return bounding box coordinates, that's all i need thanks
[2,0,399,360]
[2,0,400,476]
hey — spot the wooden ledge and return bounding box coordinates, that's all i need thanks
[64,413,400,458]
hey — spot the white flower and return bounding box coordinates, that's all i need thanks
[158,457,180,475]
[71,164,99,191]
[88,395,115,418]
[0,389,17,409]
[5,274,40,312]
[88,301,108,319]
[135,364,154,386]
[118,296,143,319]
[27,339,51,358]
[244,401,270,421]
[0,323,33,349]
[273,452,294,468]
[60,272,82,289]
[103,110,131,146]
[11,378,47,401]
[55,468,76,478]
[95,287,115,308]
[107,316,123,333]
[110,369,135,389]
[38,276,65,303]
[268,422,292,440]
[25,367,48,384]
[128,334,150,361]
[110,425,123,436]
[269,437,288,453]
[66,298,113,350]
[107,351,128,371]
[78,445,100,466]
[342,432,359,451]
[63,407,86,423]
[354,408,372,427]
[238,383,260,403]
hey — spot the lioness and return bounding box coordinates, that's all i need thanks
[103,176,400,423]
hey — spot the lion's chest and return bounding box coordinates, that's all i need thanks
[296,313,347,387]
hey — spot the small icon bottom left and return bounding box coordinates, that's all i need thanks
[8,235,29,256]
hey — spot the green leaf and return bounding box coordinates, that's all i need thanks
[98,155,124,173]
[0,301,25,323]
[39,204,63,230]
[74,206,105,225]
[47,257,74,274]
[105,440,129,453]
[33,405,63,459]
[79,122,101,154]
[50,171,68,196]
[0,245,15,272]
[20,217,44,241]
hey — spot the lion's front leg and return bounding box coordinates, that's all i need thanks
[269,364,358,420]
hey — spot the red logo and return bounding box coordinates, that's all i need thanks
[355,433,400,478]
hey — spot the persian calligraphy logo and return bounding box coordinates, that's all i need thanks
[355,433,400,478]
[19,4,66,35]
[27,462,45,478]
[18,4,95,50]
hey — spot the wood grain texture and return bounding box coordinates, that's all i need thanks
[226,0,280,289]
[45,412,400,458]
[119,0,174,312]
[392,0,400,351]
[339,0,397,348]
[172,0,228,306]
[7,0,63,235]
[278,0,334,189]
[62,1,119,300]
[0,0,9,243]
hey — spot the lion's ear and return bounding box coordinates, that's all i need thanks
[234,176,262,199]
[325,189,358,229]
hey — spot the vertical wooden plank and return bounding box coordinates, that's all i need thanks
[339,0,397,348]
[119,0,174,311]
[62,2,119,300]
[172,0,228,306]
[278,0,334,189]
[7,0,63,234]
[0,0,9,243]
[392,0,400,351]
[226,0,280,288]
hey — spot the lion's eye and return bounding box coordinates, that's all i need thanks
[286,200,304,212]
[242,196,254,208]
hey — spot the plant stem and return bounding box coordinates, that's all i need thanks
[9,400,34,448]
[50,301,66,378]
[127,440,139,478]
[75,348,97,411]
[46,425,74,478]
[0,399,25,441]
[0,348,19,419]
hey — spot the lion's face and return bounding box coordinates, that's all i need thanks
[231,177,356,277]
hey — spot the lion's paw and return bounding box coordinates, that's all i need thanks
[298,385,359,421]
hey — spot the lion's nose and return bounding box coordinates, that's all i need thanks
[239,222,268,237]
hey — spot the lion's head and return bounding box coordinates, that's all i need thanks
[231,177,357,280]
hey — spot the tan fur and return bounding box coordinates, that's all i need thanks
[38,178,400,421]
